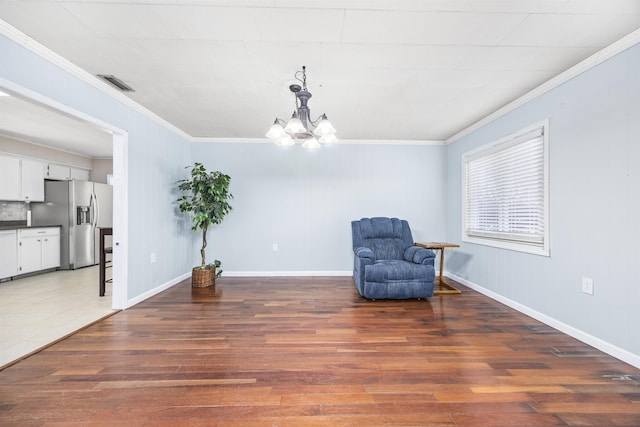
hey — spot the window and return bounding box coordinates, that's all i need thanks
[462,120,549,256]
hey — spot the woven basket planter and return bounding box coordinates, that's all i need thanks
[192,267,215,288]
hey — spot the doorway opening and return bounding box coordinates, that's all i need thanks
[0,80,128,367]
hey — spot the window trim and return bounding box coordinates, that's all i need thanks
[461,119,550,256]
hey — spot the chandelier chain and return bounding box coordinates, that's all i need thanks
[295,66,308,91]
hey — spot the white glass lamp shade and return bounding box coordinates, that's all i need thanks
[266,122,285,140]
[275,134,295,147]
[319,134,338,144]
[313,115,336,136]
[284,113,306,134]
[301,136,321,150]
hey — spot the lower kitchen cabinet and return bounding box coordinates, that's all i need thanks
[0,230,18,279]
[18,227,60,275]
[42,233,61,270]
[19,233,42,274]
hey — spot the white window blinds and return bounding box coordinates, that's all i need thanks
[464,124,548,254]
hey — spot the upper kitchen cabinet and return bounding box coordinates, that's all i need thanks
[70,167,90,181]
[0,155,44,202]
[46,163,90,181]
[0,155,21,200]
[21,159,45,201]
[46,163,71,180]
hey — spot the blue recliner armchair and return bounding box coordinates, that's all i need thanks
[351,217,436,299]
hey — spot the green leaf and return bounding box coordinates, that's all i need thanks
[176,162,233,268]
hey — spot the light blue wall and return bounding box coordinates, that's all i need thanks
[13,21,637,365]
[0,35,193,301]
[446,44,640,360]
[191,142,447,272]
[1,31,448,297]
[3,16,637,365]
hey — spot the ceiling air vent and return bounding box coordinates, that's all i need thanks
[97,74,135,92]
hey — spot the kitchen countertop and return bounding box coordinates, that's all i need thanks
[0,223,62,231]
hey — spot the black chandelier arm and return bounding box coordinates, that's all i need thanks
[273,118,288,127]
[273,115,328,130]
[308,114,329,127]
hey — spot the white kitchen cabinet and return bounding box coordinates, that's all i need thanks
[18,227,60,275]
[41,233,61,270]
[20,159,45,202]
[70,167,90,181]
[0,155,21,200]
[0,155,45,202]
[46,163,71,180]
[45,164,91,181]
[18,233,42,275]
[0,230,18,279]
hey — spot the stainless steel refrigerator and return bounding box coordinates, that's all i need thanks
[31,180,113,270]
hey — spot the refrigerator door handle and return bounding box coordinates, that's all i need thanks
[90,192,97,228]
[94,192,100,227]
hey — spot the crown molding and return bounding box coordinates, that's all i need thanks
[191,137,273,144]
[1,18,443,149]
[338,139,444,146]
[4,18,639,147]
[0,132,93,161]
[193,137,445,146]
[446,28,640,145]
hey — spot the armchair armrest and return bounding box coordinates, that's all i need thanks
[354,247,375,261]
[404,246,435,265]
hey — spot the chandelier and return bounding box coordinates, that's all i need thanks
[266,66,337,149]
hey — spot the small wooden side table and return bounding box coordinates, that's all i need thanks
[414,242,461,295]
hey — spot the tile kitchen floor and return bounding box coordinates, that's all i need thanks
[0,266,114,368]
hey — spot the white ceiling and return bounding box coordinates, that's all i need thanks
[0,93,114,158]
[1,0,640,156]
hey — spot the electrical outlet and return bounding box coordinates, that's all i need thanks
[150,252,156,263]
[582,277,594,295]
[272,243,278,252]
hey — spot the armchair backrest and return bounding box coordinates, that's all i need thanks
[351,217,414,260]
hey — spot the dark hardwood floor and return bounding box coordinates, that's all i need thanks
[1,276,639,426]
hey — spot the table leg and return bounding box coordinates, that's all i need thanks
[99,230,105,297]
[438,248,445,283]
[433,247,461,295]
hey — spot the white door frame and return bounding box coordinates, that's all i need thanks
[0,78,128,309]
[111,132,128,309]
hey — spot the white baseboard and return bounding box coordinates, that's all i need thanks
[446,272,640,370]
[224,271,352,277]
[124,272,190,309]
